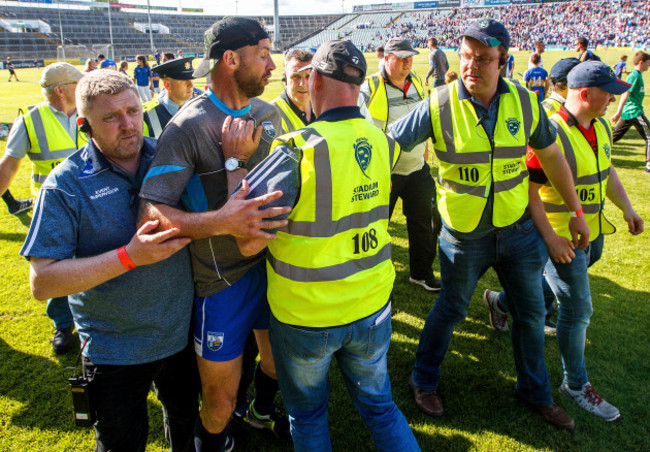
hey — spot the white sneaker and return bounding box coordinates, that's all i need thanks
[559,381,621,421]
[483,289,509,332]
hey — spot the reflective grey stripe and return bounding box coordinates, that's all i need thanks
[494,170,528,193]
[275,100,296,133]
[434,148,490,164]
[286,129,391,237]
[367,75,388,131]
[387,135,396,169]
[147,108,163,138]
[493,145,527,159]
[31,173,48,183]
[268,242,391,282]
[575,168,610,186]
[27,106,76,159]
[597,117,612,144]
[551,120,578,176]
[512,80,533,140]
[543,202,601,214]
[438,175,487,197]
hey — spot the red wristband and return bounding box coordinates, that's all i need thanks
[117,246,137,271]
[570,208,584,218]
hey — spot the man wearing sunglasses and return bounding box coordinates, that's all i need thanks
[389,19,590,431]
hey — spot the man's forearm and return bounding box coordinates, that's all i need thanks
[606,166,633,213]
[139,201,226,239]
[0,155,22,196]
[533,144,582,211]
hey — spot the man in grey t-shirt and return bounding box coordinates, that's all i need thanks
[425,37,449,88]
[139,18,290,451]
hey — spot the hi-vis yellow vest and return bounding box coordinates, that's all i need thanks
[365,71,425,131]
[20,102,87,195]
[542,97,563,117]
[267,118,400,327]
[429,79,539,233]
[142,99,163,138]
[272,95,306,134]
[540,115,615,241]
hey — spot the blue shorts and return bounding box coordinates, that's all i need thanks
[193,260,270,361]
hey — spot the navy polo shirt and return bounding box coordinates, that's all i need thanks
[21,137,194,365]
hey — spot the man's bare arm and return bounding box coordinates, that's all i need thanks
[29,220,190,300]
[532,141,590,249]
[0,155,22,196]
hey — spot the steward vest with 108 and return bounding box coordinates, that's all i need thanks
[267,118,400,327]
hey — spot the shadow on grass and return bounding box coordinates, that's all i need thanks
[386,262,650,451]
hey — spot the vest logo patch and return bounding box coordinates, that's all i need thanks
[206,331,224,352]
[603,143,611,158]
[262,121,276,138]
[354,137,372,179]
[506,118,520,137]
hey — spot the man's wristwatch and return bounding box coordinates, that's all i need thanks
[224,157,246,172]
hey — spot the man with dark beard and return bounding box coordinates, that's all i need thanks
[138,18,289,451]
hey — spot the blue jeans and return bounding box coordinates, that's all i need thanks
[46,296,73,329]
[545,235,604,388]
[412,219,553,406]
[497,277,556,323]
[270,306,420,452]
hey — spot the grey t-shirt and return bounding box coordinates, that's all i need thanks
[429,48,449,81]
[140,92,282,297]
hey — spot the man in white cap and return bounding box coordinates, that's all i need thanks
[0,62,86,355]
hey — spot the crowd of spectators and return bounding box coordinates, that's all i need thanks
[345,0,650,51]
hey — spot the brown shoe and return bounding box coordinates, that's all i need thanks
[537,403,575,431]
[409,377,443,417]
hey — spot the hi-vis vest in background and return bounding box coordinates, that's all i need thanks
[365,71,425,131]
[142,99,172,138]
[20,102,87,195]
[540,115,615,241]
[429,79,540,233]
[267,118,400,327]
[272,95,306,134]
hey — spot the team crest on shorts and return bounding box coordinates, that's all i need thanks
[262,121,276,138]
[354,137,372,179]
[207,332,224,351]
[603,143,611,158]
[506,118,520,137]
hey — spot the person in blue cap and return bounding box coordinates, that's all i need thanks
[542,58,582,116]
[486,60,643,421]
[389,18,590,431]
[142,56,196,138]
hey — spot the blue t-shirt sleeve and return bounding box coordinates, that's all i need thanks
[529,97,557,150]
[523,70,531,82]
[21,186,79,261]
[387,98,434,152]
[236,144,300,233]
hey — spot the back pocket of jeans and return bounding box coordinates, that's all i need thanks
[367,314,392,359]
[281,324,329,361]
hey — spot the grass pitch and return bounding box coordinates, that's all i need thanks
[1,49,649,451]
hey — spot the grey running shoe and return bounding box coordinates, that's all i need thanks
[409,276,441,292]
[8,198,33,215]
[559,381,621,421]
[483,289,508,332]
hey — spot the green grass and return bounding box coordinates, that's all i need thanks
[1,49,649,451]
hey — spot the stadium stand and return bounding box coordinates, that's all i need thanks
[1,1,649,60]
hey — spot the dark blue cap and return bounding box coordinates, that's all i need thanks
[567,61,631,94]
[549,58,581,83]
[461,19,510,50]
[154,57,196,80]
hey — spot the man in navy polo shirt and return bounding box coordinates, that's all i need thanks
[20,70,199,451]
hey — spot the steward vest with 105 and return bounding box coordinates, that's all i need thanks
[20,102,88,195]
[429,79,539,233]
[540,115,615,241]
[365,72,425,131]
[267,119,400,327]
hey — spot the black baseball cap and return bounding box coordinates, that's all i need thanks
[299,40,366,85]
[567,61,631,94]
[155,57,196,80]
[194,17,269,78]
[549,58,581,83]
[460,18,510,50]
[384,38,419,58]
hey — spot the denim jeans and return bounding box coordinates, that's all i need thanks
[389,163,441,280]
[46,296,73,329]
[83,342,200,452]
[269,306,420,452]
[497,277,556,323]
[412,218,553,406]
[544,235,604,388]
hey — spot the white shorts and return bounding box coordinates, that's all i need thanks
[137,85,152,102]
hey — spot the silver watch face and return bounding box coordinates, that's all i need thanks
[225,157,241,171]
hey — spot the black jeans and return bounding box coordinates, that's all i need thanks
[389,162,441,280]
[83,342,200,452]
[612,113,650,165]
